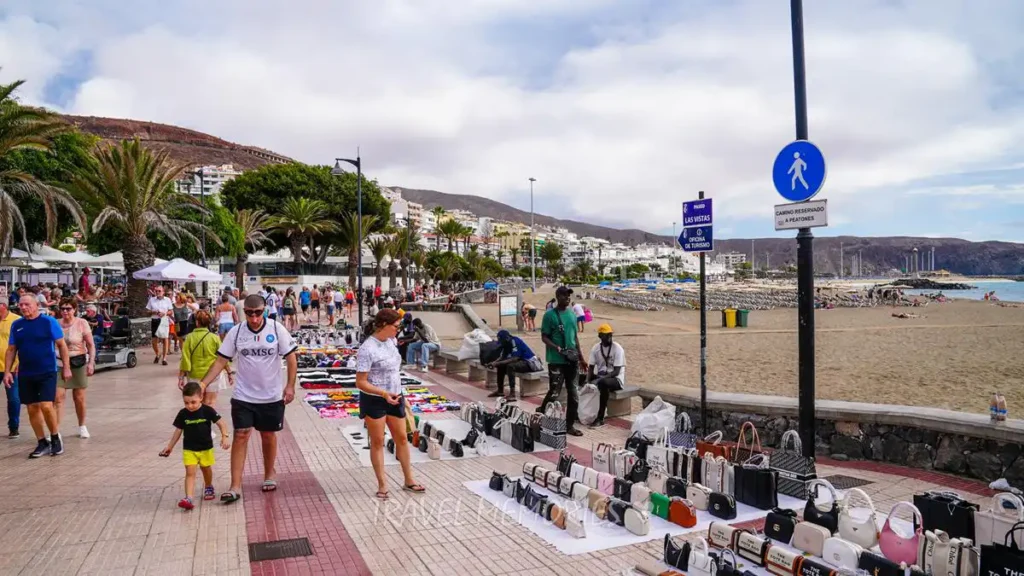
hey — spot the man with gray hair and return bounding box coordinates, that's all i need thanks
[84,304,105,347]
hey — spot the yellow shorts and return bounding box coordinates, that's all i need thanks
[182,448,215,467]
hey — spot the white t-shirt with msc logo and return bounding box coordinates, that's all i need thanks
[217,319,296,404]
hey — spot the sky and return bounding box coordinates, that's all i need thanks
[3,0,1024,243]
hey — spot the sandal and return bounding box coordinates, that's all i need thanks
[375,491,389,500]
[204,486,216,500]
[220,491,241,504]
[261,480,277,493]
[403,484,426,494]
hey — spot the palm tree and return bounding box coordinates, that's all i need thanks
[539,242,563,279]
[434,257,460,292]
[410,250,426,286]
[69,139,217,316]
[430,206,446,250]
[393,223,419,289]
[336,212,379,292]
[436,219,462,253]
[266,197,336,266]
[367,236,389,288]
[0,78,85,256]
[386,235,402,291]
[460,224,473,253]
[232,209,270,289]
[510,246,519,268]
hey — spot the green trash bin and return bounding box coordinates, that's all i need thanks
[721,309,728,327]
[736,309,749,328]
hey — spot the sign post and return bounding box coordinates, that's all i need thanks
[680,194,713,433]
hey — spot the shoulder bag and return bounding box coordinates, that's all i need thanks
[975,493,1024,547]
[417,435,428,453]
[879,501,923,566]
[651,492,671,519]
[613,449,638,478]
[549,503,566,529]
[428,437,441,460]
[625,431,653,461]
[587,490,610,520]
[435,430,446,446]
[523,462,537,482]
[765,508,799,544]
[708,521,743,549]
[647,428,672,474]
[737,531,771,566]
[546,471,565,492]
[913,490,980,541]
[647,469,669,495]
[511,412,535,453]
[462,427,479,449]
[980,521,1024,576]
[474,432,493,457]
[666,475,689,499]
[804,479,840,534]
[448,437,464,457]
[523,486,547,515]
[918,529,980,576]
[734,454,779,510]
[542,401,566,433]
[566,507,586,538]
[569,462,586,483]
[592,442,614,474]
[716,548,743,576]
[533,466,550,487]
[502,475,517,499]
[514,479,528,503]
[572,482,592,503]
[689,538,719,576]
[631,482,651,512]
[688,483,712,510]
[858,551,907,576]
[703,452,724,493]
[798,557,837,576]
[709,492,737,520]
[669,497,698,528]
[822,536,863,571]
[766,544,803,576]
[770,430,817,500]
[490,471,508,491]
[729,421,765,464]
[597,472,615,495]
[698,431,732,460]
[559,476,578,498]
[607,497,629,527]
[793,521,832,556]
[614,477,634,501]
[839,487,880,549]
[669,411,698,449]
[665,534,691,571]
[582,467,599,489]
[629,458,651,484]
[557,451,577,476]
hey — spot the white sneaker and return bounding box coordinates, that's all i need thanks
[78,426,90,439]
[420,365,429,372]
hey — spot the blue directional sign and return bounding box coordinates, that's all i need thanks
[679,225,713,253]
[682,199,713,227]
[773,140,826,202]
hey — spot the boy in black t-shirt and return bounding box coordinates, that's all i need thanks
[159,382,230,510]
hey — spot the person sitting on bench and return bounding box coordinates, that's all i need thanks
[486,329,542,401]
[586,323,626,427]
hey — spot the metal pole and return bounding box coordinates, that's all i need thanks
[357,156,364,327]
[792,0,815,459]
[198,169,208,297]
[698,190,708,434]
[529,177,536,291]
[840,241,843,278]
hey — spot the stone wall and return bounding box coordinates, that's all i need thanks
[640,388,1024,489]
[130,318,152,348]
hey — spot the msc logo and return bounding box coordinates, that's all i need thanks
[241,348,277,357]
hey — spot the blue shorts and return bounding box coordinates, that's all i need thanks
[218,322,234,336]
[19,372,58,405]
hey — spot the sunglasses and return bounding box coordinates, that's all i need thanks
[244,309,265,317]
[391,322,403,329]
[61,307,75,311]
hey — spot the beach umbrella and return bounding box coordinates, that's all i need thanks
[132,258,221,282]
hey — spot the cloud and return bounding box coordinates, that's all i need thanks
[3,0,1024,241]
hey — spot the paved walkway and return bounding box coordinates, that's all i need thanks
[0,347,996,576]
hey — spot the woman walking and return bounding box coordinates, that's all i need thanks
[179,311,232,406]
[171,293,192,353]
[56,297,95,438]
[355,309,425,500]
[215,293,238,341]
[281,288,297,332]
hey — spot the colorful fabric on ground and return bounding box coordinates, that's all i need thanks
[303,387,459,419]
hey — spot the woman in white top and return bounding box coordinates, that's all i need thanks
[215,293,238,340]
[355,309,425,500]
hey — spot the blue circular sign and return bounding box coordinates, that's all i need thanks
[772,140,826,202]
[266,334,276,344]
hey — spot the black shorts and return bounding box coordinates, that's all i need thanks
[19,372,58,404]
[151,318,161,337]
[282,308,294,316]
[528,309,537,318]
[359,393,406,420]
[311,301,320,309]
[301,304,309,312]
[231,398,286,432]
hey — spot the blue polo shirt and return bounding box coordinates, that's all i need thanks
[9,314,64,377]
[299,290,311,306]
[501,336,537,361]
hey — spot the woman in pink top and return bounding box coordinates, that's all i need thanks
[56,297,96,438]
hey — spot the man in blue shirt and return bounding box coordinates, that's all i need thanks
[3,294,72,458]
[299,286,311,321]
[485,329,542,400]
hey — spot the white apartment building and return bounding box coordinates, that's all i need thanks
[420,210,437,232]
[408,201,424,229]
[176,164,242,197]
[715,252,747,269]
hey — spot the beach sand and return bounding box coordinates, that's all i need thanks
[456,289,1024,415]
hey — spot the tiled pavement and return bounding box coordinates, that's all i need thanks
[0,347,997,576]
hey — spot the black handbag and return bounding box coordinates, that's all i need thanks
[804,480,840,534]
[69,354,88,369]
[423,422,434,438]
[511,416,535,453]
[709,492,737,520]
[625,432,653,461]
[482,412,500,437]
[449,441,463,457]
[664,534,690,571]
[524,487,547,515]
[607,498,629,527]
[435,430,446,446]
[913,491,979,540]
[514,480,528,503]
[489,471,507,491]
[614,478,634,501]
[689,451,704,485]
[798,557,836,576]
[386,438,395,454]
[715,549,743,576]
[463,428,479,448]
[764,508,799,544]
[557,451,577,476]
[666,476,688,499]
[629,458,650,483]
[541,500,554,521]
[734,456,779,510]
[982,522,1024,576]
[858,551,905,576]
[418,436,428,453]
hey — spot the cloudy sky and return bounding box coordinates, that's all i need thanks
[3,0,1024,242]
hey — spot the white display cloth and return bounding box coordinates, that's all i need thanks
[341,418,556,467]
[462,478,812,556]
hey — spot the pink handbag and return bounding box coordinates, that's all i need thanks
[597,472,615,495]
[879,501,923,566]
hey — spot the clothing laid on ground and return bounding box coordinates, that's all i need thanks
[217,319,296,404]
[9,314,63,376]
[174,404,221,452]
[541,308,578,364]
[355,336,403,396]
[588,342,626,386]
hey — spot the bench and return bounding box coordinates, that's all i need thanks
[438,349,469,375]
[554,383,639,418]
[467,360,488,382]
[480,367,548,397]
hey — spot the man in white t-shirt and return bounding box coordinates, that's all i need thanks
[586,323,626,427]
[200,294,298,504]
[146,285,173,365]
[265,288,279,320]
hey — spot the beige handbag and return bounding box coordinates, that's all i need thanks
[533,466,550,487]
[708,521,743,550]
[919,529,981,576]
[822,536,863,571]
[625,506,651,536]
[566,507,586,538]
[974,492,1024,547]
[839,487,880,549]
[587,490,609,519]
[427,437,441,460]
[687,483,712,510]
[582,467,599,489]
[793,521,832,557]
[631,482,652,512]
[766,544,803,576]
[572,482,592,503]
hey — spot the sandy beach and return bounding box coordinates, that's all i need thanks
[456,288,1024,415]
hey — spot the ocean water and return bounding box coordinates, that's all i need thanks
[904,280,1024,302]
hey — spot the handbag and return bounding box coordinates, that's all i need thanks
[919,529,980,576]
[597,472,615,495]
[708,521,743,549]
[559,476,578,498]
[523,486,547,515]
[448,437,464,457]
[539,429,566,450]
[665,534,691,571]
[542,401,566,433]
[613,449,638,478]
[629,458,651,484]
[435,430,446,446]
[583,467,599,489]
[981,522,1024,576]
[766,544,803,576]
[686,448,705,485]
[859,551,907,576]
[569,462,586,483]
[652,492,671,519]
[879,501,923,566]
[839,487,880,549]
[417,436,428,453]
[709,492,737,520]
[572,482,591,503]
[666,476,688,499]
[793,521,832,556]
[648,470,669,495]
[914,491,980,541]
[689,538,719,576]
[546,471,565,492]
[550,504,566,530]
[607,497,629,527]
[804,479,840,535]
[533,466,550,487]
[523,462,537,482]
[976,493,1024,547]
[557,451,577,476]
[566,508,586,538]
[669,411,698,449]
[688,483,712,510]
[822,537,863,571]
[631,482,652,512]
[698,431,732,460]
[734,454,778,510]
[771,430,817,500]
[515,480,528,503]
[765,508,799,544]
[669,497,698,528]
[423,421,435,438]
[737,532,771,566]
[69,354,88,369]
[614,477,634,501]
[592,442,614,474]
[587,490,609,520]
[428,437,441,460]
[647,428,671,473]
[625,431,653,461]
[704,453,724,492]
[798,557,837,576]
[386,437,395,454]
[511,413,535,453]
[462,427,479,449]
[490,471,508,491]
[729,421,765,464]
[717,548,743,576]
[502,476,517,499]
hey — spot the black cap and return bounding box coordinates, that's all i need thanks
[555,286,574,297]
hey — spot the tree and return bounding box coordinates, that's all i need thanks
[510,246,519,268]
[69,139,218,316]
[434,257,461,292]
[734,261,753,281]
[436,219,462,253]
[410,250,427,286]
[430,206,445,250]
[539,242,563,278]
[233,209,270,289]
[0,78,86,256]
[392,223,420,289]
[367,236,389,288]
[266,197,337,266]
[336,212,379,291]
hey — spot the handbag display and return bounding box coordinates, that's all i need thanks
[913,491,980,541]
[597,472,615,495]
[428,437,441,460]
[583,467,599,489]
[766,544,803,576]
[666,476,689,499]
[729,421,765,464]
[698,431,733,460]
[734,454,778,510]
[613,449,638,479]
[559,476,578,498]
[607,498,628,527]
[839,487,880,549]
[669,497,698,528]
[502,476,517,499]
[569,462,586,483]
[631,482,651,512]
[822,537,862,571]
[770,430,817,500]
[981,522,1024,576]
[593,442,614,474]
[798,556,837,576]
[511,413,535,453]
[669,411,698,449]
[709,492,737,520]
[859,551,907,576]
[614,477,634,501]
[665,534,691,571]
[652,492,670,519]
[688,483,712,510]
[975,493,1024,547]
[793,521,832,556]
[804,479,840,535]
[566,507,586,538]
[625,431,653,461]
[708,521,743,550]
[648,470,669,495]
[490,471,508,491]
[737,531,771,566]
[629,458,651,484]
[572,482,592,503]
[879,501,923,566]
[918,529,980,576]
[765,508,799,544]
[557,451,577,476]
[587,490,610,520]
[717,548,743,576]
[523,462,537,482]
[542,401,566,433]
[689,538,719,576]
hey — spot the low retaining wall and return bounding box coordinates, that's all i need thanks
[639,387,1024,489]
[130,318,151,346]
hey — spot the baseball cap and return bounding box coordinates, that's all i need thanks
[555,286,574,297]
[597,323,613,335]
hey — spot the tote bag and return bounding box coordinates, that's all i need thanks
[668,412,698,449]
[770,430,817,500]
[981,522,1024,576]
[976,493,1024,548]
[913,490,979,541]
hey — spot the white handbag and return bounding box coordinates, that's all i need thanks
[533,467,551,487]
[647,428,673,474]
[572,482,591,503]
[428,437,441,460]
[582,467,599,489]
[919,530,981,576]
[822,536,862,571]
[647,470,668,495]
[502,476,517,499]
[569,462,586,483]
[839,487,880,549]
[613,449,637,478]
[592,442,614,474]
[631,482,652,512]
[708,521,742,549]
[566,507,587,539]
[721,457,735,496]
[975,492,1024,547]
[559,476,577,498]
[688,537,718,576]
[793,521,832,557]
[475,434,493,456]
[688,483,712,510]
[703,453,723,492]
[625,506,651,536]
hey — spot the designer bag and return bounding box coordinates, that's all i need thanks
[914,491,980,541]
[858,551,907,576]
[569,462,586,483]
[689,538,719,576]
[572,482,591,503]
[704,453,725,493]
[583,467,599,489]
[839,487,880,549]
[709,492,737,520]
[667,476,689,499]
[625,505,651,536]
[524,486,548,515]
[523,462,537,482]
[688,483,712,510]
[629,458,651,484]
[669,411,698,449]
[418,435,428,453]
[879,501,923,566]
[549,503,566,530]
[587,490,610,520]
[981,522,1024,576]
[734,454,778,510]
[765,508,799,544]
[804,479,840,535]
[685,447,704,485]
[766,544,803,576]
[559,476,578,498]
[798,557,837,576]
[613,449,638,478]
[557,451,577,476]
[511,413,535,453]
[729,421,765,464]
[918,529,980,576]
[822,537,863,571]
[428,437,441,460]
[614,477,634,501]
[631,482,652,512]
[793,521,832,557]
[566,508,586,538]
[652,492,670,519]
[592,442,614,474]
[448,437,464,457]
[597,472,615,495]
[665,497,695,528]
[546,471,565,492]
[709,521,744,549]
[976,493,1024,547]
[625,431,653,461]
[648,470,668,495]
[533,466,550,487]
[771,430,817,500]
[717,549,743,576]
[698,431,732,460]
[490,471,507,491]
[665,534,691,571]
[737,531,771,566]
[502,476,516,499]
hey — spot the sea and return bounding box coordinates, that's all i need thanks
[904,280,1024,303]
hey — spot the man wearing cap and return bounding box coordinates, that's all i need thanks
[539,285,586,436]
[486,329,541,400]
[587,323,627,427]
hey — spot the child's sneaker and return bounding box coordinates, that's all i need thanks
[177,497,194,511]
[203,486,215,501]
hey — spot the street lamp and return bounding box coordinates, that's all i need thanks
[332,154,364,326]
[528,177,536,291]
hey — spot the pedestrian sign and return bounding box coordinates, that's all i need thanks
[773,140,826,202]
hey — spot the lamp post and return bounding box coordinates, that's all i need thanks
[332,154,364,326]
[528,177,536,291]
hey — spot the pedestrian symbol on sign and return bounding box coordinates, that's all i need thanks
[789,152,808,190]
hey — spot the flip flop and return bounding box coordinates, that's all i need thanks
[375,491,389,500]
[220,491,241,504]
[261,480,278,493]
[403,484,426,494]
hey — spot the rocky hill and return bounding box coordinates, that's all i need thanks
[59,115,294,170]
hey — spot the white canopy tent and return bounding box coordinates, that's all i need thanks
[132,258,221,282]
[82,251,167,269]
[29,244,95,264]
